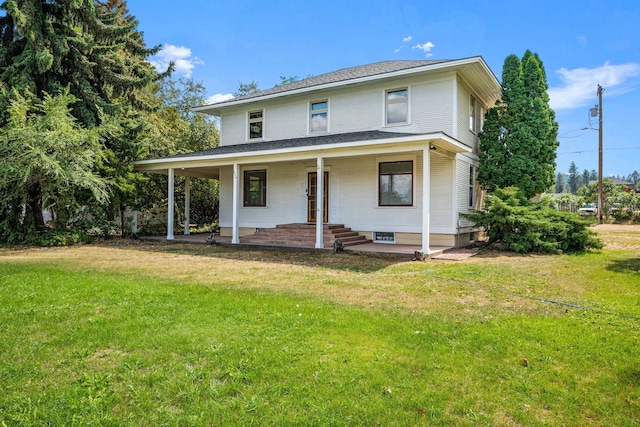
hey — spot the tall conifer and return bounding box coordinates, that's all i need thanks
[478,51,559,199]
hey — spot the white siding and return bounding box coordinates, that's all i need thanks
[264,101,308,140]
[411,79,453,135]
[430,154,454,230]
[218,72,458,146]
[220,111,246,145]
[456,80,478,153]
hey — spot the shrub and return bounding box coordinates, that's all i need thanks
[464,187,603,254]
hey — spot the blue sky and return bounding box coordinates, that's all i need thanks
[128,0,640,177]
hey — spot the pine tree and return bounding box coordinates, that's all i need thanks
[582,169,590,188]
[568,161,580,194]
[478,51,559,199]
[555,172,566,193]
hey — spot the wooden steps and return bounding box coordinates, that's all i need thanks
[241,223,371,247]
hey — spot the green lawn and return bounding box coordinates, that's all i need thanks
[1,226,639,426]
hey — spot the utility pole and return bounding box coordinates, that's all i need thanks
[597,85,603,224]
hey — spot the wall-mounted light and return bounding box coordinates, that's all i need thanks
[429,144,436,151]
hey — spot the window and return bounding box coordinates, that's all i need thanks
[379,161,413,206]
[248,110,263,140]
[469,165,476,208]
[243,170,266,207]
[385,88,408,125]
[310,100,328,132]
[469,95,482,133]
[373,231,396,243]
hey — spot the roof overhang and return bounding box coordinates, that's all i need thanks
[134,132,469,177]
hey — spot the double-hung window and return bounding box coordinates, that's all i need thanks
[385,88,408,125]
[469,95,482,133]
[248,110,263,140]
[243,170,267,207]
[310,100,328,133]
[379,161,413,206]
[469,165,476,208]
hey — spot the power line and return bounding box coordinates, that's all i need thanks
[557,146,640,155]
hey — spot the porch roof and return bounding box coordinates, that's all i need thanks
[133,130,470,179]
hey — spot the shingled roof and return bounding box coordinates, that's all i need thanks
[211,59,452,105]
[151,130,431,161]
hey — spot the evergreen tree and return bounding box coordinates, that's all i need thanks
[631,171,639,189]
[0,0,166,237]
[478,51,559,199]
[582,169,590,188]
[590,169,598,181]
[555,172,566,193]
[568,161,580,194]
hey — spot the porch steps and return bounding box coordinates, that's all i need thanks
[241,223,371,247]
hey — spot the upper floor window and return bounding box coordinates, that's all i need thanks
[248,110,263,140]
[243,170,267,207]
[310,100,328,133]
[469,165,476,208]
[385,88,408,125]
[469,95,482,133]
[379,161,413,206]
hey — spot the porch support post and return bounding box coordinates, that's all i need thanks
[184,176,191,235]
[315,156,324,249]
[421,149,431,254]
[167,168,175,240]
[232,163,240,244]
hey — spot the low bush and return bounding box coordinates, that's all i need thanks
[464,187,603,253]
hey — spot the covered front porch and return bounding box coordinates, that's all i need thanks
[134,130,474,255]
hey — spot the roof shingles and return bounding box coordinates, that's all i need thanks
[212,59,451,105]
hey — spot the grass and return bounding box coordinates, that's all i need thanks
[1,226,639,426]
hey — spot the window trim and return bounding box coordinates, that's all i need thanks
[248,109,264,141]
[384,87,409,126]
[378,160,414,207]
[243,169,267,207]
[309,100,329,133]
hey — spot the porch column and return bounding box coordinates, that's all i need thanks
[421,149,431,254]
[315,156,324,249]
[167,168,175,240]
[232,163,240,244]
[184,176,191,235]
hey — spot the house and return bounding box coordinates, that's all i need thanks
[134,57,501,254]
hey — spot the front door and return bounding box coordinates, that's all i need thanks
[307,172,328,223]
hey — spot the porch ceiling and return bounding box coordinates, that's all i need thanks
[133,131,469,175]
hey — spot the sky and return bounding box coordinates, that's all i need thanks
[127,0,640,177]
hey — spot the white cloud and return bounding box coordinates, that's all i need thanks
[205,93,234,105]
[412,41,435,57]
[402,36,413,42]
[149,44,204,78]
[548,61,640,110]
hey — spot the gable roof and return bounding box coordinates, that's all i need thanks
[194,56,500,115]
